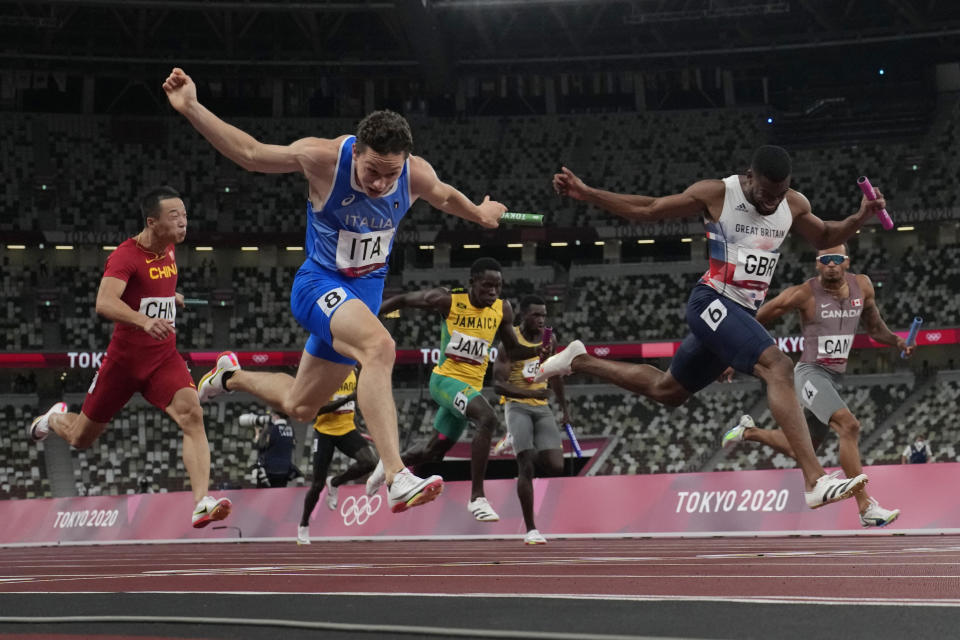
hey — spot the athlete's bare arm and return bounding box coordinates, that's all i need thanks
[496,302,540,361]
[857,274,912,355]
[755,283,812,327]
[379,287,452,317]
[552,167,725,223]
[163,68,340,202]
[408,156,505,229]
[789,189,888,249]
[96,276,173,341]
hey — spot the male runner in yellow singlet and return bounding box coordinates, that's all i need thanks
[297,368,377,544]
[367,257,546,521]
[493,295,571,544]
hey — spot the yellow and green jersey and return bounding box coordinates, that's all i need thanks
[312,370,357,436]
[500,325,548,406]
[433,291,503,391]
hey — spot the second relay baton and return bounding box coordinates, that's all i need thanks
[563,423,583,458]
[857,176,894,230]
[902,316,923,359]
[539,327,553,364]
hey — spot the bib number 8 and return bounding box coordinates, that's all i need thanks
[700,299,728,331]
[318,287,348,318]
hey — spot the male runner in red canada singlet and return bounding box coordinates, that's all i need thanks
[28,186,232,528]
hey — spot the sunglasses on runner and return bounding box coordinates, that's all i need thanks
[817,254,847,265]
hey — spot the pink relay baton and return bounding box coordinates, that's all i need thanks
[857,176,894,230]
[539,327,553,362]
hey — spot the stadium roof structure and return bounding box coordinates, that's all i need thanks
[2,0,959,82]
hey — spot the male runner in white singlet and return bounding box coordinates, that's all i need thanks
[543,146,888,509]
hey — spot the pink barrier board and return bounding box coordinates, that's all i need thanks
[1,463,957,546]
[0,325,955,370]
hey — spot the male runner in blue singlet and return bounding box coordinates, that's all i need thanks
[163,67,506,513]
[542,146,888,509]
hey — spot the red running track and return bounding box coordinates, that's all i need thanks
[2,535,960,603]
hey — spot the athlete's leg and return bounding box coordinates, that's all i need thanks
[535,448,564,477]
[411,372,481,485]
[331,444,377,486]
[828,408,872,512]
[515,449,538,531]
[567,356,690,407]
[742,416,828,459]
[516,447,563,533]
[164,387,210,503]
[530,405,565,477]
[43,355,135,448]
[401,430,458,467]
[46,412,108,450]
[328,300,407,485]
[225,354,353,425]
[505,403,537,530]
[145,352,230,523]
[301,435,336,527]
[743,426,796,457]
[364,397,461,499]
[463,395,500,501]
[753,346,826,490]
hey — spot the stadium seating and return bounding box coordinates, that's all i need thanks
[0,401,50,499]
[863,376,958,465]
[3,103,959,500]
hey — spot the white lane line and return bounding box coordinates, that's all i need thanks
[13,592,960,608]
[0,614,681,640]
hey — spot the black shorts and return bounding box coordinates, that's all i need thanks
[311,429,369,473]
[669,285,775,393]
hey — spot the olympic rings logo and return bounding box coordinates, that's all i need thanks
[252,354,269,364]
[593,347,610,357]
[340,494,382,526]
[926,332,942,342]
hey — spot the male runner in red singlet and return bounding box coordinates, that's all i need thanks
[28,187,232,528]
[543,146,887,509]
[722,245,911,527]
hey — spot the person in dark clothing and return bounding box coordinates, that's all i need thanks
[241,411,300,488]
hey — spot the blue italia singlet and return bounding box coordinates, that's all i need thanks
[290,136,413,365]
[305,136,411,279]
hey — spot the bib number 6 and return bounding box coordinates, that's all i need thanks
[700,299,728,332]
